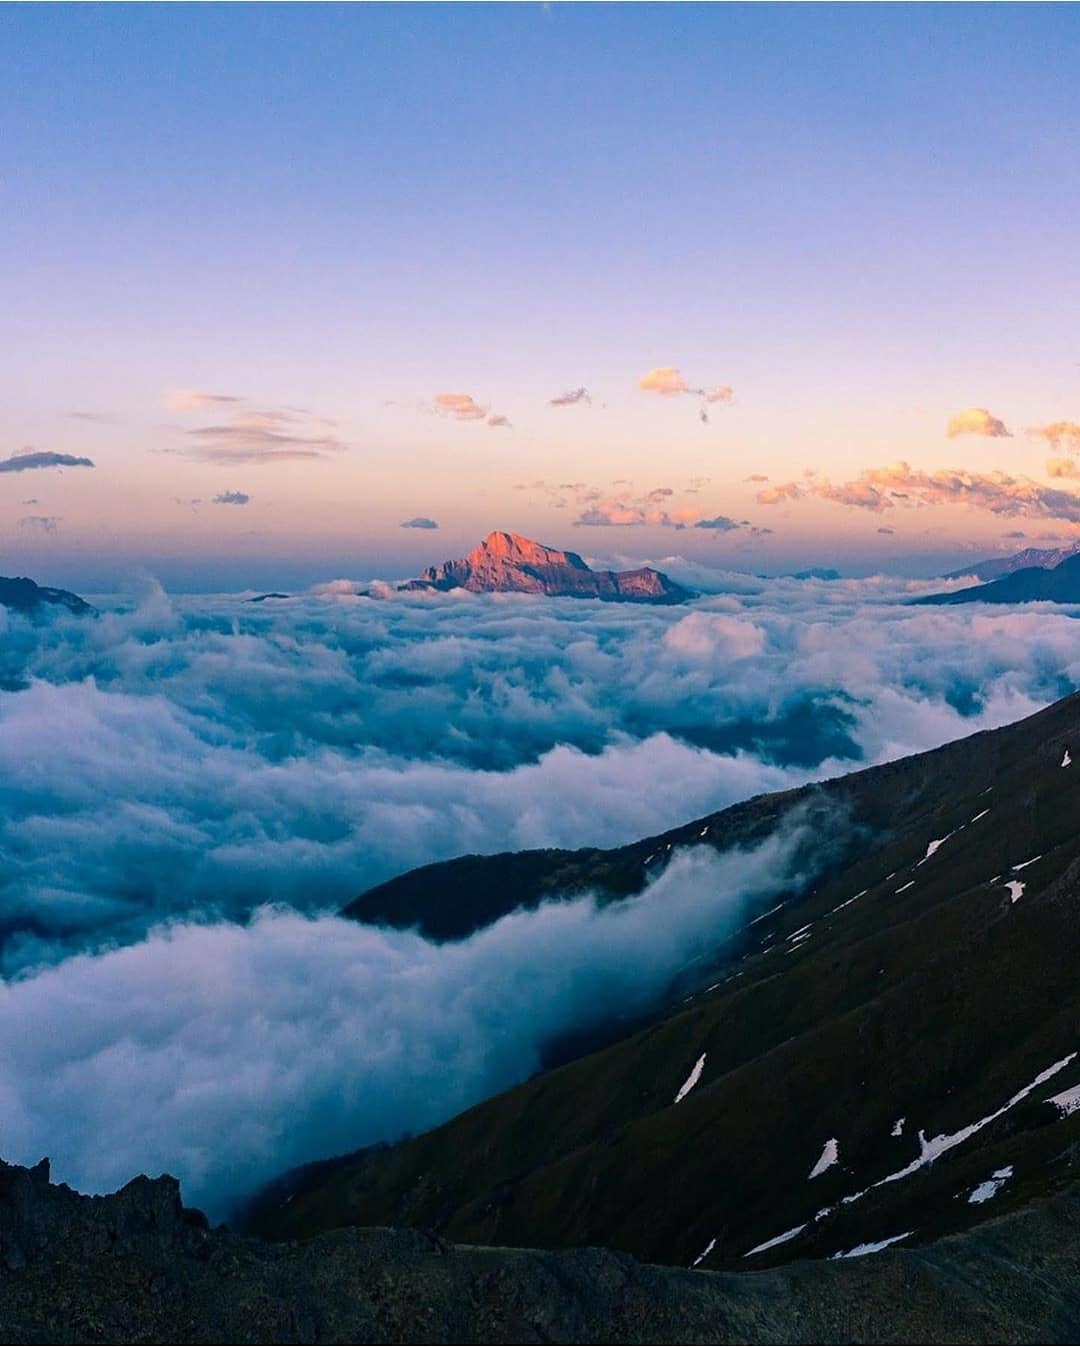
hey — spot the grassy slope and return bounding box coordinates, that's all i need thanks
[256,692,1080,1274]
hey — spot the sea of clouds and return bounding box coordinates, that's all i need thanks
[2,568,1080,1212]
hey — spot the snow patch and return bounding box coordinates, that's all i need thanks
[1047,1082,1080,1116]
[970,809,990,823]
[1004,880,1025,903]
[829,889,867,914]
[743,1224,807,1258]
[1063,750,1072,768]
[895,880,915,894]
[870,1054,1075,1190]
[1012,855,1042,871]
[691,1236,716,1267]
[968,1165,1013,1204]
[809,1137,839,1178]
[891,1116,905,1137]
[675,1053,707,1104]
[831,1231,912,1259]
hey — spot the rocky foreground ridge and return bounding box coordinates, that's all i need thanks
[0,575,93,616]
[401,531,693,603]
[2,1156,1080,1344]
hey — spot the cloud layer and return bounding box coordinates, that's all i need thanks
[0,833,805,1215]
[1,576,1074,975]
[3,573,1079,1221]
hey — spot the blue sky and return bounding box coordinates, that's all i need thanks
[3,3,1080,589]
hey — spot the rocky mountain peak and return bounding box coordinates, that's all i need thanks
[402,532,693,604]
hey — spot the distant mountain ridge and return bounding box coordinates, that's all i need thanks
[917,551,1080,605]
[0,575,93,616]
[943,544,1080,582]
[401,531,693,603]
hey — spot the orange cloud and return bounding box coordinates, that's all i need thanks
[1029,421,1080,452]
[639,366,691,397]
[638,367,734,410]
[1047,457,1079,478]
[434,392,487,421]
[755,481,802,505]
[758,459,1080,523]
[946,407,1011,438]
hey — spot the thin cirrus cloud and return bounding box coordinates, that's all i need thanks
[1029,421,1080,452]
[758,461,1080,522]
[164,389,245,412]
[400,517,439,530]
[0,450,94,474]
[183,411,345,464]
[212,491,250,506]
[945,407,1012,438]
[549,386,591,407]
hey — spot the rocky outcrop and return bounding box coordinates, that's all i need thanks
[401,532,693,603]
[0,576,93,616]
[2,1156,1080,1344]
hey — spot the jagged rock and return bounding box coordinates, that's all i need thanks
[2,1156,1080,1343]
[400,531,693,603]
[0,576,93,616]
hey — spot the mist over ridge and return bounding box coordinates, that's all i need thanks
[2,569,1078,971]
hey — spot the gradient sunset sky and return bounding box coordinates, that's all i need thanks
[3,3,1080,589]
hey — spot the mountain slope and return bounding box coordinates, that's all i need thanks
[0,575,93,616]
[400,530,693,603]
[266,691,1080,1274]
[943,544,1080,582]
[5,1156,1080,1344]
[917,552,1080,605]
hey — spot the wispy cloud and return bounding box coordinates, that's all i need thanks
[694,515,741,531]
[946,407,1011,438]
[18,514,60,534]
[434,391,487,421]
[165,389,244,412]
[0,450,94,474]
[1029,421,1080,453]
[758,460,1080,522]
[549,386,591,407]
[431,392,511,428]
[181,409,345,463]
[400,517,439,530]
[213,490,250,506]
[755,481,802,505]
[639,367,734,421]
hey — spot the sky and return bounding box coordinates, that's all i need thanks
[3,3,1080,590]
